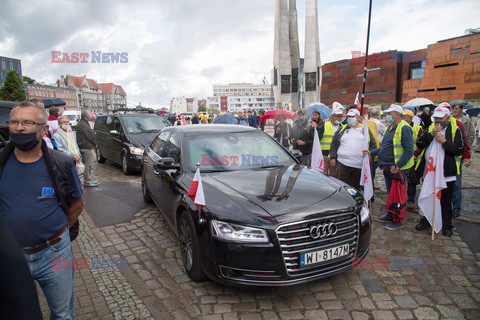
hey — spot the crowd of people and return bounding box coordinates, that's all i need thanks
[286,100,473,235]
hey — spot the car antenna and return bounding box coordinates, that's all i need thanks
[197,162,206,224]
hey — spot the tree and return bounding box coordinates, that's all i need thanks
[0,70,26,101]
[198,105,206,112]
[22,76,35,84]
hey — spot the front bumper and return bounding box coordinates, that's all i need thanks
[206,210,372,286]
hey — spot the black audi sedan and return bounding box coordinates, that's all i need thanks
[141,125,371,286]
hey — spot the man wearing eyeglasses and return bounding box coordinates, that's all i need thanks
[0,101,84,319]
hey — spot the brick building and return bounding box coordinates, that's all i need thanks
[58,75,104,113]
[25,83,79,110]
[321,32,480,105]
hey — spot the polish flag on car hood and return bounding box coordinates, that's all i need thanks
[188,167,205,210]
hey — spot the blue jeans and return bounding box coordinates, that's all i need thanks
[452,165,462,213]
[23,227,74,320]
[407,181,417,203]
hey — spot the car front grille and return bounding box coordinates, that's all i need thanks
[275,210,359,279]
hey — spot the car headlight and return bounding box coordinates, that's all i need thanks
[211,220,269,243]
[360,204,370,223]
[129,146,143,155]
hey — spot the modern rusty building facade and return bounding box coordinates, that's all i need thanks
[321,33,480,105]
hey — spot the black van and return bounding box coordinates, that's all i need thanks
[94,113,170,174]
[0,100,18,149]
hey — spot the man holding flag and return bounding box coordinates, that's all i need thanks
[415,104,466,237]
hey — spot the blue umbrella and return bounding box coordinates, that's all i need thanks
[213,113,235,124]
[306,103,331,120]
[41,98,66,108]
[466,108,480,118]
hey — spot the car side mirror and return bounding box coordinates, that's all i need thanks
[290,149,303,161]
[154,157,180,171]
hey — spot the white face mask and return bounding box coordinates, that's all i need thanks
[347,117,357,127]
[61,124,70,130]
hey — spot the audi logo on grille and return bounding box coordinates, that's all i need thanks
[309,222,338,239]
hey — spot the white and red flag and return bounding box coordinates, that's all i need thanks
[354,92,361,106]
[360,117,373,202]
[311,128,326,173]
[418,139,447,233]
[188,167,205,210]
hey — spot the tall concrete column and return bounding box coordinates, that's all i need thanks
[289,0,300,110]
[273,0,292,109]
[304,0,321,107]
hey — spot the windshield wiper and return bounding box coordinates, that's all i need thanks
[260,164,285,169]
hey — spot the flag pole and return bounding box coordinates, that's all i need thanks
[360,0,373,115]
[431,186,437,240]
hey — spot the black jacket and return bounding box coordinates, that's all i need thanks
[0,140,79,240]
[76,118,96,149]
[416,121,465,177]
[274,122,292,148]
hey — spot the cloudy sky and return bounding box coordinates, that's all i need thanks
[1,0,478,107]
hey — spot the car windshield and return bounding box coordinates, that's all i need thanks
[187,131,295,171]
[122,116,169,133]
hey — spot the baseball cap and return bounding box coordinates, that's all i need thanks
[437,102,452,110]
[384,104,403,114]
[402,110,414,118]
[347,109,360,117]
[432,105,451,118]
[404,105,415,112]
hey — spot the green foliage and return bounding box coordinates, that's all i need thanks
[0,70,26,101]
[197,105,207,112]
[22,75,35,84]
[207,105,219,115]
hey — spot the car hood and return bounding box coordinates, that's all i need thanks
[127,132,161,148]
[184,164,358,226]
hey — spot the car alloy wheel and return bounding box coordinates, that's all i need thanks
[122,153,132,175]
[179,212,206,281]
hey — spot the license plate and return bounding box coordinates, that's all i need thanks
[300,244,350,267]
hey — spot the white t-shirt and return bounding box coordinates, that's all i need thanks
[337,127,365,169]
[370,118,385,143]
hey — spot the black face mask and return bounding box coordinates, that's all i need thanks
[9,132,41,151]
[435,121,448,129]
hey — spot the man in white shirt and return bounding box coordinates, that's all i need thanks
[369,108,386,143]
[329,109,376,190]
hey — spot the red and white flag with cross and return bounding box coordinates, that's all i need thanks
[418,139,447,233]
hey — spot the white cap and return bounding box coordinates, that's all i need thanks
[332,102,345,110]
[432,105,451,118]
[332,107,344,115]
[384,104,403,114]
[347,109,360,117]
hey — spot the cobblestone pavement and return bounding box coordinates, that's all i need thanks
[36,125,480,319]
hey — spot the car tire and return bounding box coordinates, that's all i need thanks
[121,153,133,175]
[96,148,106,163]
[141,169,153,203]
[179,211,206,282]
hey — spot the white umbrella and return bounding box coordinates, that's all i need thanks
[404,98,434,108]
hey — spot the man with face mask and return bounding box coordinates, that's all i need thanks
[367,104,414,230]
[414,104,466,237]
[317,106,345,176]
[330,109,377,190]
[0,101,84,319]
